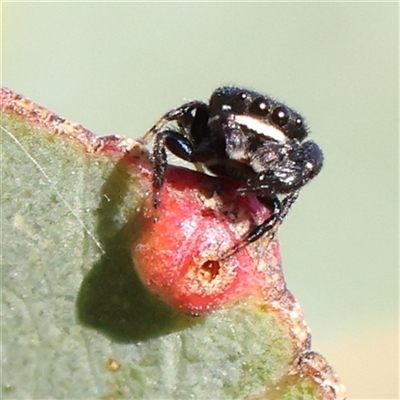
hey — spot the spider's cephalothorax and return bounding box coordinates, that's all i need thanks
[143,86,324,253]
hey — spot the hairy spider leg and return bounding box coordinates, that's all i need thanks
[142,100,207,144]
[222,189,300,258]
[245,196,282,243]
[146,101,208,212]
[164,102,210,162]
[249,189,300,243]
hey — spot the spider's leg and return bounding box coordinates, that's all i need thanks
[152,125,208,212]
[246,190,299,242]
[244,196,282,244]
[142,100,207,144]
[222,190,300,258]
[152,131,168,211]
[143,100,208,216]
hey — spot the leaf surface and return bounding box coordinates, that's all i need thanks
[1,88,345,399]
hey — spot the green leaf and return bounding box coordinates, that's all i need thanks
[1,88,345,399]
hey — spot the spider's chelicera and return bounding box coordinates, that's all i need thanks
[142,86,324,254]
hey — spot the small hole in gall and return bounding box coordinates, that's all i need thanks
[199,260,220,282]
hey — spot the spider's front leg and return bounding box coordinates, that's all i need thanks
[148,101,210,213]
[224,138,322,255]
[151,130,196,211]
[250,190,300,243]
[223,190,300,258]
[142,100,207,144]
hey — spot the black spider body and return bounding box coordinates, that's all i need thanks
[143,86,324,252]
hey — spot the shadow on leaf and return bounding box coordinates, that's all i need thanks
[77,155,199,343]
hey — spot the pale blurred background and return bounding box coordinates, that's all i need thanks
[2,3,398,399]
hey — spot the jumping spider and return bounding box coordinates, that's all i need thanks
[142,86,324,255]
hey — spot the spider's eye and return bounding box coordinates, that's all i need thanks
[271,106,289,127]
[239,92,248,100]
[295,116,303,127]
[249,97,269,117]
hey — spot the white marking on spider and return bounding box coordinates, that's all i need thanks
[234,115,288,143]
